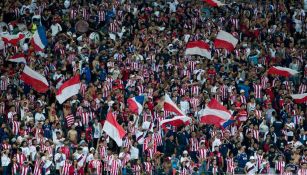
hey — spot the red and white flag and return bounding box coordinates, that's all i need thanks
[185,41,212,59]
[56,75,81,104]
[103,112,126,146]
[1,33,25,46]
[160,116,191,130]
[204,0,225,7]
[290,93,307,104]
[267,66,299,77]
[20,65,49,93]
[199,98,232,126]
[163,94,186,116]
[8,54,26,63]
[214,30,238,51]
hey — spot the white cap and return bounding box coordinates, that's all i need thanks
[240,89,245,93]
[250,156,255,160]
[183,150,188,154]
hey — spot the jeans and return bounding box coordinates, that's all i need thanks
[2,166,9,175]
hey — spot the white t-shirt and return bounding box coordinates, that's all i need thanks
[130,146,139,160]
[1,154,10,166]
[54,153,66,170]
[50,23,62,37]
[245,162,256,175]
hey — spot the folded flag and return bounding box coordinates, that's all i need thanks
[127,96,145,115]
[103,112,126,146]
[267,66,299,77]
[214,30,238,51]
[20,65,49,93]
[163,93,186,116]
[31,26,48,51]
[160,116,192,130]
[65,114,75,127]
[204,0,225,7]
[8,54,26,63]
[199,98,232,126]
[290,93,307,104]
[1,33,25,46]
[185,41,212,59]
[56,75,81,104]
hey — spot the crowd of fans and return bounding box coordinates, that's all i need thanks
[0,0,307,174]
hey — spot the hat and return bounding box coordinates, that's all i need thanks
[183,150,188,154]
[240,89,245,93]
[250,156,255,160]
[90,147,95,151]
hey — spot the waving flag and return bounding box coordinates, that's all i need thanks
[290,93,307,104]
[31,26,48,51]
[20,65,49,93]
[214,30,238,51]
[185,41,212,59]
[267,66,299,77]
[127,96,145,115]
[56,75,81,104]
[103,112,126,146]
[160,116,192,130]
[1,33,25,46]
[204,0,225,7]
[164,94,186,116]
[221,118,236,128]
[199,99,232,126]
[8,54,26,63]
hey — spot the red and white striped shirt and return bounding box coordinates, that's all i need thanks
[98,10,105,22]
[81,112,95,126]
[261,76,269,89]
[191,86,200,96]
[16,153,26,165]
[12,121,20,135]
[80,83,87,96]
[190,138,199,151]
[61,161,72,175]
[109,22,119,33]
[20,165,31,175]
[253,129,259,141]
[0,77,9,91]
[153,132,163,146]
[12,163,19,174]
[275,160,285,174]
[298,168,307,175]
[240,95,247,104]
[133,165,141,175]
[33,159,42,175]
[70,8,78,19]
[253,84,263,98]
[89,159,102,175]
[144,162,152,174]
[198,148,208,160]
[109,158,121,175]
[226,157,234,173]
[298,84,306,94]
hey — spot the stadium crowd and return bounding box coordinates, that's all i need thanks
[0,0,307,174]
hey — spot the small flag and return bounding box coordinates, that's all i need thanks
[127,96,145,115]
[163,94,186,116]
[31,26,48,51]
[267,66,299,77]
[8,54,26,63]
[199,98,232,126]
[185,41,211,59]
[1,33,25,46]
[20,65,49,93]
[56,75,81,104]
[290,93,307,104]
[102,112,126,146]
[214,30,238,51]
